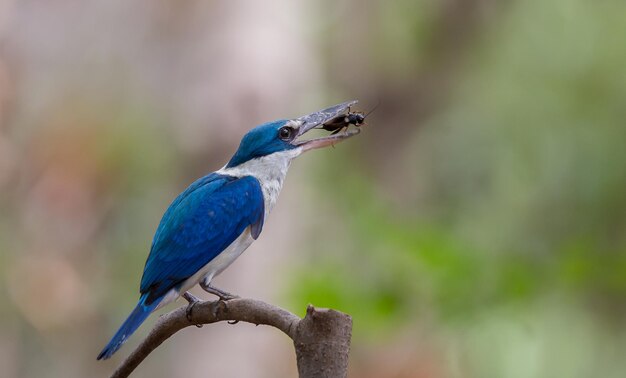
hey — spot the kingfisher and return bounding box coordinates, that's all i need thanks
[97,101,360,360]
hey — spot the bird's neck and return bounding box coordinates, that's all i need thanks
[217,149,301,215]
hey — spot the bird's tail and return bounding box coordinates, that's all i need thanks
[97,294,161,360]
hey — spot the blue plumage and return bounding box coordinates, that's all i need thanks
[97,293,161,360]
[140,173,264,303]
[227,120,295,168]
[98,101,360,361]
[97,173,264,359]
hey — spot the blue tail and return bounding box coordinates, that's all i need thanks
[97,294,161,360]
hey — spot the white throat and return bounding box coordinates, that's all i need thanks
[217,148,302,215]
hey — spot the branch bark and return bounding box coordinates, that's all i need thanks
[294,305,353,378]
[110,298,352,378]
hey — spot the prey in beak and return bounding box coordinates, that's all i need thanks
[290,100,361,152]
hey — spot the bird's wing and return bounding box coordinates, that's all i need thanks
[139,173,265,303]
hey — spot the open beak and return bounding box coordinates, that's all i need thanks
[292,100,361,152]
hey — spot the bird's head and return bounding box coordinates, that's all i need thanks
[226,101,360,168]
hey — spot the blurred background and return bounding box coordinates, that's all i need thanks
[1,0,625,377]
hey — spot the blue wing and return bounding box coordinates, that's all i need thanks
[139,173,265,304]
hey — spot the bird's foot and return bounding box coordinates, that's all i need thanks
[182,291,203,327]
[199,281,239,301]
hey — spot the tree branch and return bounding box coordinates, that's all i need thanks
[110,298,352,378]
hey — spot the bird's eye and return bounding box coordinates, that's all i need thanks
[278,126,294,141]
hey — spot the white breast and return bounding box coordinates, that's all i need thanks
[217,148,302,215]
[158,149,302,308]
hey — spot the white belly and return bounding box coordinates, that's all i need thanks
[156,228,254,309]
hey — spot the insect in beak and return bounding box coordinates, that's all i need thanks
[319,101,379,135]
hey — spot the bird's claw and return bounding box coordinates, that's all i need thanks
[199,282,239,301]
[182,291,203,324]
[217,292,239,301]
[185,301,197,322]
[227,320,239,325]
[187,303,205,327]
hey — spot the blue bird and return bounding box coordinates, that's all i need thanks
[97,101,360,360]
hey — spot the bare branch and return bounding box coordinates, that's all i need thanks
[110,298,300,378]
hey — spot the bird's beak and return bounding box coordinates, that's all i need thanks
[292,100,361,152]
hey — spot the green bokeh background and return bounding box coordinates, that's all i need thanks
[0,0,624,377]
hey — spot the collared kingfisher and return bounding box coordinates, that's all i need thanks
[97,101,360,360]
